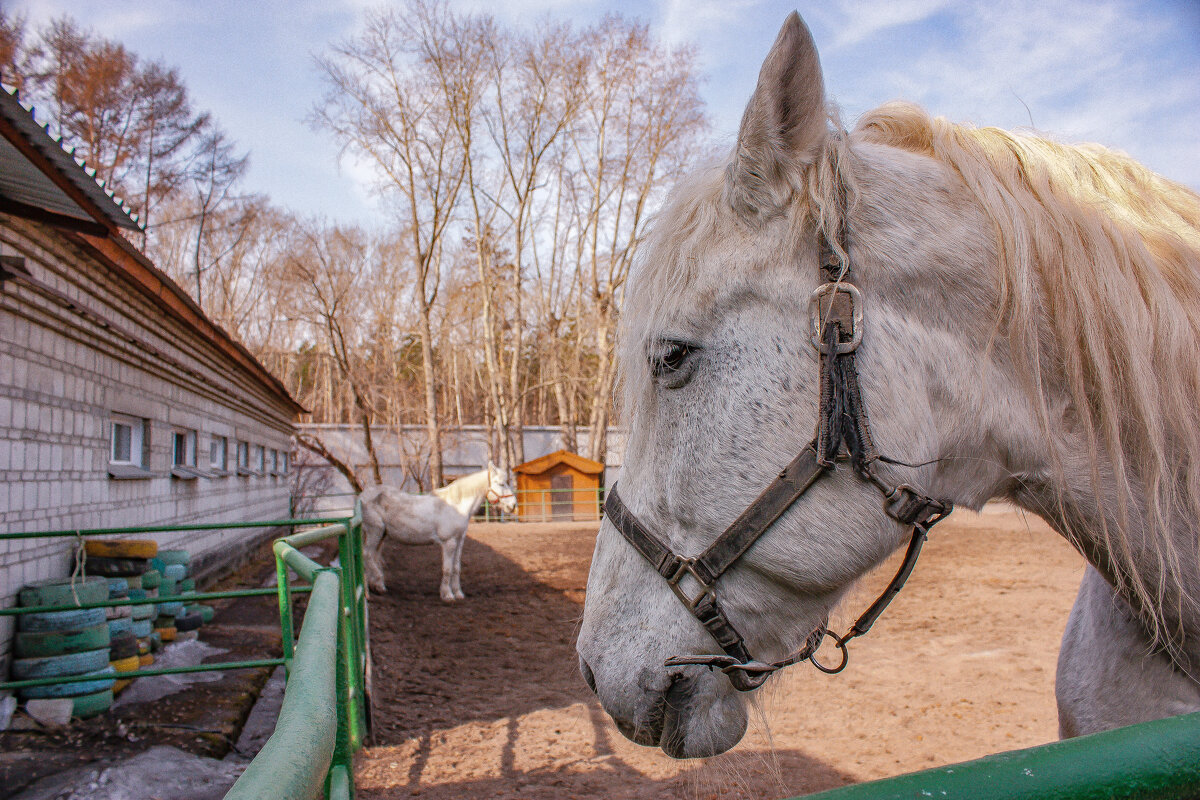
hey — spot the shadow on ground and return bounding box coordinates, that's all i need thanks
[360,524,854,799]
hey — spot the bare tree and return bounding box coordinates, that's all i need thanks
[313,2,474,488]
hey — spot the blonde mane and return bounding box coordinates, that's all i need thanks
[857,102,1200,638]
[622,100,1200,640]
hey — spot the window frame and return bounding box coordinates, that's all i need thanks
[171,428,203,480]
[108,413,151,479]
[209,435,230,476]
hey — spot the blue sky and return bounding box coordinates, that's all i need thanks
[10,0,1199,226]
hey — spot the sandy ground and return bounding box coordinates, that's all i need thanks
[357,507,1086,799]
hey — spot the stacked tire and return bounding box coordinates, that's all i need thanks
[84,539,159,690]
[11,576,115,718]
[157,550,205,640]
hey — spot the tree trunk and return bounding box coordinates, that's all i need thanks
[417,300,443,488]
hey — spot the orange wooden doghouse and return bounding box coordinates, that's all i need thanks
[513,450,604,522]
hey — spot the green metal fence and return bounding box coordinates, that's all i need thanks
[0,508,369,800]
[792,708,1200,800]
[304,487,606,523]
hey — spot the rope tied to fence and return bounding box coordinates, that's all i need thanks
[69,529,86,607]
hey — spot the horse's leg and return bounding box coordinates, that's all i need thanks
[437,531,459,603]
[361,510,388,594]
[1056,566,1200,737]
[450,524,467,600]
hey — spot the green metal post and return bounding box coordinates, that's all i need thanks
[225,571,341,800]
[276,552,295,676]
[335,531,364,747]
[328,563,356,800]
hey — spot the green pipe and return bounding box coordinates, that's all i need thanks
[275,541,323,583]
[283,523,348,549]
[0,517,349,539]
[0,586,311,615]
[796,710,1200,800]
[276,554,296,679]
[225,571,340,800]
[328,765,351,800]
[0,658,286,691]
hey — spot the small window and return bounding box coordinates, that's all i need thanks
[109,414,150,479]
[255,444,265,475]
[280,451,289,475]
[270,449,280,476]
[172,430,196,467]
[210,436,228,473]
[237,440,252,476]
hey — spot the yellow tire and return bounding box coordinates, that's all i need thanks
[84,539,159,559]
[110,654,140,673]
[155,626,177,642]
[138,654,154,667]
[113,678,132,694]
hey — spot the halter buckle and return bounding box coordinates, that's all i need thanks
[667,558,715,611]
[809,282,863,354]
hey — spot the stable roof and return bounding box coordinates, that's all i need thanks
[0,87,142,234]
[514,449,604,476]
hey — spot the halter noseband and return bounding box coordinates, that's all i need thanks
[603,184,952,692]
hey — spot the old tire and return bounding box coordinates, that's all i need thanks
[158,550,190,567]
[131,602,155,620]
[84,557,150,578]
[71,688,114,718]
[84,539,158,559]
[15,623,110,658]
[179,578,196,593]
[155,627,177,643]
[18,666,115,699]
[175,613,203,632]
[138,653,154,667]
[18,607,106,633]
[140,570,161,590]
[11,648,111,679]
[19,576,109,609]
[157,601,184,617]
[131,618,153,638]
[109,654,140,674]
[108,617,134,638]
[163,563,187,582]
[106,578,129,598]
[109,632,138,660]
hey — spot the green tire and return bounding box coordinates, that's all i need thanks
[19,607,107,633]
[19,576,109,609]
[131,619,153,638]
[106,578,129,598]
[179,578,196,593]
[163,563,187,582]
[15,623,110,658]
[131,603,155,620]
[158,601,184,616]
[185,604,215,624]
[140,569,161,589]
[108,617,134,637]
[158,550,191,567]
[11,647,111,679]
[149,557,166,574]
[18,666,116,699]
[71,688,113,718]
[158,576,179,597]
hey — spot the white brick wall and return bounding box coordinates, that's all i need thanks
[0,217,298,665]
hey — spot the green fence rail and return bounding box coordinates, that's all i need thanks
[0,508,369,800]
[794,708,1200,800]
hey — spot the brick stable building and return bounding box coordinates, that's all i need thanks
[0,87,302,669]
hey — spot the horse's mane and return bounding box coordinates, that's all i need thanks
[856,103,1200,638]
[433,468,488,506]
[622,99,1200,640]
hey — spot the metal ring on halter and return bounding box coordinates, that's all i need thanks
[807,633,850,675]
[809,282,863,354]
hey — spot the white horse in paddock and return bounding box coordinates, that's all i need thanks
[577,12,1200,758]
[361,463,516,602]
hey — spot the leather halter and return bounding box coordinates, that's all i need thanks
[603,190,952,692]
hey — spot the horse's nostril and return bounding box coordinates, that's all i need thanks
[578,655,597,694]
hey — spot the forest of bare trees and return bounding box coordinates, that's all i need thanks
[0,2,710,490]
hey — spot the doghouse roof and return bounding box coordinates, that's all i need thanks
[514,449,604,476]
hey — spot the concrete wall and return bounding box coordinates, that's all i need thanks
[0,215,296,670]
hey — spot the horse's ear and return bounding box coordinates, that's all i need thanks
[725,12,827,221]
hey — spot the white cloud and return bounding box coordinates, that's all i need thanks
[824,0,955,48]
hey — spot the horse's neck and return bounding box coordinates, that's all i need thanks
[433,470,489,518]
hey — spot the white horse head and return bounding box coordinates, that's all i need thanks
[577,12,1200,759]
[486,461,517,514]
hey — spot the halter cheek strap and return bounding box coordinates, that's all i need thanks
[603,178,952,691]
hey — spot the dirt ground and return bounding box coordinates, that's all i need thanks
[357,507,1087,800]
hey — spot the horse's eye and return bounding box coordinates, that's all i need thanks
[652,340,699,384]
